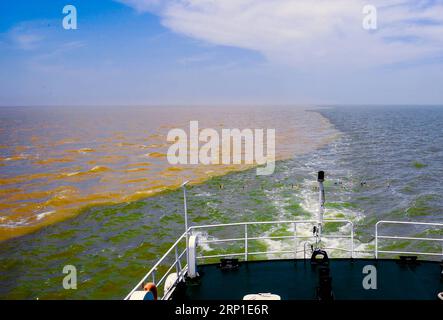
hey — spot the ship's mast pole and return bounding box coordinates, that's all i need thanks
[317,171,325,246]
[182,181,190,276]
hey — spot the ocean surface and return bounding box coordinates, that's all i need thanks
[0,105,442,299]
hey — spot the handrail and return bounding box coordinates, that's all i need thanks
[375,220,443,259]
[191,219,355,260]
[126,218,443,299]
[124,219,354,300]
[124,231,187,300]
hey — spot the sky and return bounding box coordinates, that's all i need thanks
[0,0,443,106]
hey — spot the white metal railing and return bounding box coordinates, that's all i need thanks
[124,219,354,300]
[191,219,354,261]
[126,219,443,300]
[124,231,188,300]
[375,220,443,259]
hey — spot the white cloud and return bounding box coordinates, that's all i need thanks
[118,0,443,69]
[115,0,165,13]
[2,20,58,51]
[7,25,45,50]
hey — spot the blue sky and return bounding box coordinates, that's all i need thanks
[1,0,443,106]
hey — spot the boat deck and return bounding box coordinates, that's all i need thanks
[170,258,443,300]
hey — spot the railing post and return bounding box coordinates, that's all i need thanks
[375,222,378,259]
[182,181,190,276]
[175,246,182,277]
[244,224,248,261]
[350,222,354,259]
[293,222,297,258]
[152,269,156,284]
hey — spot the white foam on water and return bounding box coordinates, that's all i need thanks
[193,231,215,252]
[253,185,314,259]
[194,191,213,198]
[257,170,373,259]
[36,210,56,221]
[0,217,31,228]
